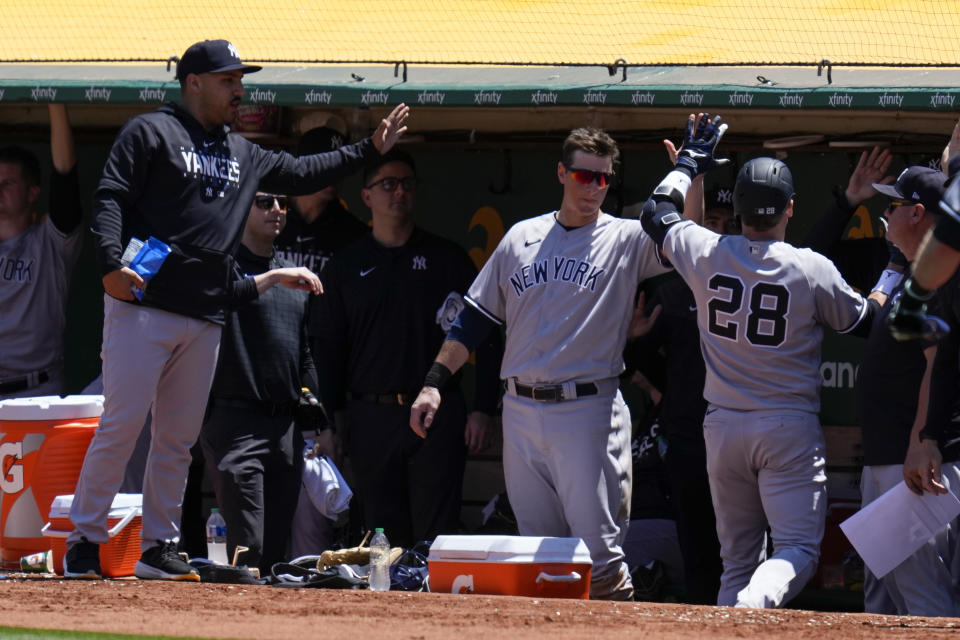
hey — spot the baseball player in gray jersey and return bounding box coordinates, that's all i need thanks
[640,114,878,608]
[409,127,670,600]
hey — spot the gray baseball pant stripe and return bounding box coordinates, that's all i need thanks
[704,407,826,608]
[68,295,221,552]
[501,389,632,597]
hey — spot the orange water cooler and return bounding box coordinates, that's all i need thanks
[0,395,103,569]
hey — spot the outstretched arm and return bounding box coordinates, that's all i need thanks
[371,103,410,154]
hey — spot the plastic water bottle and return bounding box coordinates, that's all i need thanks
[206,508,228,565]
[369,528,391,591]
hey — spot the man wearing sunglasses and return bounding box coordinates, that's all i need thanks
[312,150,501,550]
[850,166,960,617]
[199,192,325,574]
[409,127,676,601]
[65,38,410,581]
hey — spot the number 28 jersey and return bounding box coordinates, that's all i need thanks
[663,221,867,413]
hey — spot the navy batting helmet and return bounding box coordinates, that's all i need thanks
[733,157,795,218]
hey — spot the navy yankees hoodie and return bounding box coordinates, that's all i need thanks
[91,102,377,323]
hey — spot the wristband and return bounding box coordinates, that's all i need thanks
[424,362,452,390]
[871,269,904,297]
[918,426,939,443]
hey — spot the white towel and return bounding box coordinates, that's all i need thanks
[301,444,353,517]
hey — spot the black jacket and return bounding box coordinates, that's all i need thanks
[91,102,378,323]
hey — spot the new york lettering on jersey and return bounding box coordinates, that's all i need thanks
[508,255,605,295]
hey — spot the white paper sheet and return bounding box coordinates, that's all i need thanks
[839,482,960,578]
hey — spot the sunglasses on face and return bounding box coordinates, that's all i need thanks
[366,177,417,193]
[886,200,914,211]
[254,195,288,210]
[564,165,615,187]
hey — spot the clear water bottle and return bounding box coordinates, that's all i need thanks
[205,508,228,565]
[368,528,391,591]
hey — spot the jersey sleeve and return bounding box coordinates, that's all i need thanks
[91,116,163,275]
[806,250,868,333]
[465,231,509,325]
[660,220,716,280]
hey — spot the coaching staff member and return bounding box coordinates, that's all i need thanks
[64,39,409,580]
[311,150,501,549]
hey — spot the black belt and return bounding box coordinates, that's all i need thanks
[0,371,49,395]
[513,381,598,402]
[346,392,418,407]
[209,397,298,416]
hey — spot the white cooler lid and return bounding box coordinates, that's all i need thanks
[0,395,104,420]
[429,535,591,564]
[49,493,142,519]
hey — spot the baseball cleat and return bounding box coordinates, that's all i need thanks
[134,541,201,581]
[63,538,102,579]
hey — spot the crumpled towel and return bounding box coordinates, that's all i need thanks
[302,445,353,517]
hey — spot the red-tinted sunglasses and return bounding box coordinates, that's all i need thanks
[565,165,614,187]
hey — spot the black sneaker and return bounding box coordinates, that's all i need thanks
[134,541,200,581]
[64,537,102,579]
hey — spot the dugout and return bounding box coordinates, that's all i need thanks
[1,1,958,607]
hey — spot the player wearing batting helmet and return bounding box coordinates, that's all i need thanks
[640,114,878,608]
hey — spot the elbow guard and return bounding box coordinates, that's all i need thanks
[640,169,692,246]
[640,198,684,248]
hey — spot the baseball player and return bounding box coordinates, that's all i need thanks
[639,114,879,608]
[0,105,82,400]
[409,127,672,601]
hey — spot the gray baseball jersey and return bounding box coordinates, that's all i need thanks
[662,220,866,413]
[466,211,668,383]
[0,216,81,378]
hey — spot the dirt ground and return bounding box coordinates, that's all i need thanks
[1,576,960,640]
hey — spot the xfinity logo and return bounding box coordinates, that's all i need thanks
[728,91,753,106]
[30,86,57,101]
[583,90,607,105]
[631,91,655,105]
[930,92,955,107]
[248,88,276,104]
[417,90,445,105]
[828,93,853,108]
[304,89,332,105]
[778,93,803,108]
[139,88,166,102]
[530,90,556,105]
[360,90,389,105]
[680,91,703,106]
[878,92,904,108]
[85,87,111,102]
[475,90,502,105]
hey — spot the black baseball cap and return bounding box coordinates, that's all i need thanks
[175,40,262,81]
[705,184,735,212]
[296,127,346,156]
[872,166,947,212]
[733,157,795,217]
